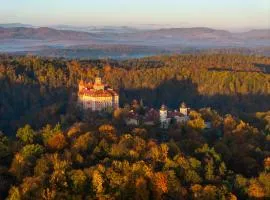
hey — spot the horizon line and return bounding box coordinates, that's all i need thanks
[0,22,269,32]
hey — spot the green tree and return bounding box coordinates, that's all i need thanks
[20,144,44,159]
[16,124,35,144]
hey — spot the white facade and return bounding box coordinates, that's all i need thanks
[160,105,168,122]
[160,105,170,129]
[174,115,189,124]
[78,77,119,111]
[78,95,118,111]
[179,102,188,116]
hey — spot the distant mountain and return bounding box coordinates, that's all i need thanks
[52,25,139,34]
[0,26,269,56]
[150,27,231,37]
[127,27,270,41]
[1,26,269,41]
[0,23,33,28]
[125,27,233,41]
[0,27,100,40]
[239,29,270,39]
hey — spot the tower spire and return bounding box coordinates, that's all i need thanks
[93,76,104,90]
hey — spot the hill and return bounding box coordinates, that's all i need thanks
[1,26,269,57]
[239,29,270,39]
[0,53,269,134]
[0,26,269,58]
[0,23,33,28]
[0,54,269,199]
[126,27,233,40]
[0,27,100,40]
[0,26,269,42]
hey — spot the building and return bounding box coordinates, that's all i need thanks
[159,104,191,129]
[174,115,189,124]
[144,108,159,126]
[160,105,171,129]
[179,102,189,116]
[123,103,191,128]
[169,110,189,124]
[78,77,119,111]
[124,108,159,126]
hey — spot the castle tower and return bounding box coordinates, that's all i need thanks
[160,104,170,129]
[93,77,104,90]
[180,102,188,116]
[160,104,168,123]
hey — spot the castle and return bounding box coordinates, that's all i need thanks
[125,102,190,128]
[77,77,119,111]
[159,103,189,129]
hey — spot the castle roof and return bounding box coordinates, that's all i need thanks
[144,108,159,122]
[79,87,118,97]
[78,77,118,97]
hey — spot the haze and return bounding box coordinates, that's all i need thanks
[1,0,269,31]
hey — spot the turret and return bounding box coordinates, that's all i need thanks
[160,104,168,123]
[179,102,188,116]
[93,77,105,90]
[95,77,102,84]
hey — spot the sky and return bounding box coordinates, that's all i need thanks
[0,0,269,31]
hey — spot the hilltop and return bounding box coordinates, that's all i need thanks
[0,26,269,57]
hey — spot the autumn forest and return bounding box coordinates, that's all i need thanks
[0,54,270,199]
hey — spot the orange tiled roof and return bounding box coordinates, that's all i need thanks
[79,88,118,97]
[144,108,159,122]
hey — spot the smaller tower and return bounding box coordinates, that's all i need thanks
[95,77,102,84]
[160,104,168,122]
[160,105,170,129]
[93,77,104,90]
[180,102,188,116]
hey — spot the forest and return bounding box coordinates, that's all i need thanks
[0,54,270,199]
[0,107,269,199]
[0,54,270,134]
